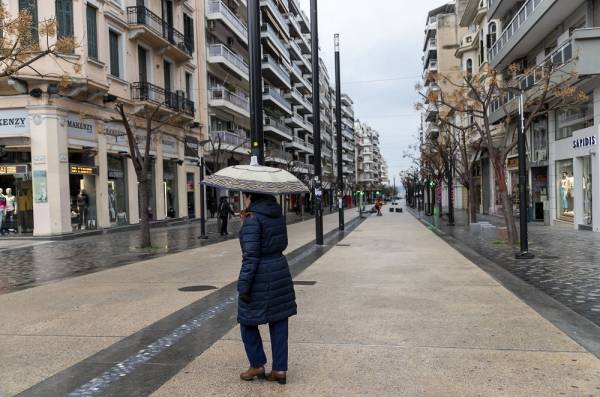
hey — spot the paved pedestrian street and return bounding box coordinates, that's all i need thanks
[2,210,600,396]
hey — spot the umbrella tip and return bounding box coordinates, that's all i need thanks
[250,156,259,166]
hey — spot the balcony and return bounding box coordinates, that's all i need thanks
[291,62,312,92]
[488,0,587,69]
[287,14,302,36]
[489,28,600,123]
[285,88,311,114]
[261,24,291,62]
[262,55,291,89]
[263,86,292,114]
[206,0,248,45]
[207,44,249,81]
[131,82,194,117]
[210,130,250,153]
[342,105,354,118]
[265,146,290,164]
[208,87,250,118]
[127,6,192,62]
[285,136,313,153]
[260,0,289,38]
[264,115,293,140]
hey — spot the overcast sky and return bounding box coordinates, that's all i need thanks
[298,0,446,184]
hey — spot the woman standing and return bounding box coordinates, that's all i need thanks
[237,192,296,385]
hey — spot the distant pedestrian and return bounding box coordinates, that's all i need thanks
[218,197,232,236]
[238,193,296,385]
[375,199,383,216]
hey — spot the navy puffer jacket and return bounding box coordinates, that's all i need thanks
[237,196,297,326]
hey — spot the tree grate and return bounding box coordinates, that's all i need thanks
[178,285,218,292]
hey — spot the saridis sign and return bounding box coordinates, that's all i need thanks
[573,135,597,149]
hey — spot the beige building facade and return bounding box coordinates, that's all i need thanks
[0,0,205,236]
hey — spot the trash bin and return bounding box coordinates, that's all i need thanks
[390,207,394,213]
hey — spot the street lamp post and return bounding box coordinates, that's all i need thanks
[515,90,534,259]
[310,0,323,245]
[197,140,211,240]
[447,149,455,226]
[334,33,344,231]
[248,0,264,163]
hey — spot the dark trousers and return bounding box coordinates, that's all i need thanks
[240,318,288,371]
[220,216,228,235]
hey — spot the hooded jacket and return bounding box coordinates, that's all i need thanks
[237,195,297,325]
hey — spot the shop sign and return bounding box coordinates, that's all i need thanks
[573,135,597,149]
[104,122,129,146]
[0,109,29,135]
[185,136,199,158]
[162,135,178,155]
[70,164,99,176]
[507,158,519,170]
[67,113,96,140]
[0,164,29,174]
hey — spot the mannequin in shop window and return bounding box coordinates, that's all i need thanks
[108,186,117,223]
[3,188,16,234]
[560,172,575,216]
[584,174,593,225]
[0,188,5,236]
[77,190,89,230]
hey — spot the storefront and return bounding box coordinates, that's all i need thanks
[0,163,33,233]
[530,116,549,222]
[108,155,129,225]
[552,125,600,231]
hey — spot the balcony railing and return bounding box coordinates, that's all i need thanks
[127,6,191,55]
[264,116,292,136]
[261,24,289,60]
[208,44,249,76]
[263,85,291,112]
[262,54,290,86]
[209,87,250,112]
[206,1,248,40]
[489,0,547,63]
[210,130,250,150]
[261,0,289,36]
[490,39,573,113]
[131,82,195,116]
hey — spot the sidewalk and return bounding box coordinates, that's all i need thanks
[0,209,356,396]
[153,211,600,396]
[412,208,600,328]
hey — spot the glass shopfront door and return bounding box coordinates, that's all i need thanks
[556,159,574,222]
[108,155,129,225]
[582,156,592,227]
[163,160,178,218]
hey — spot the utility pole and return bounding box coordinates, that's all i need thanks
[334,33,344,231]
[447,148,455,226]
[311,0,323,245]
[248,0,264,164]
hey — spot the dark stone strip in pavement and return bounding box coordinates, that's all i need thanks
[16,216,365,397]
[409,210,600,360]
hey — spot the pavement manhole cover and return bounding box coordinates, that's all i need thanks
[539,256,560,260]
[294,281,317,286]
[336,244,351,247]
[178,285,218,292]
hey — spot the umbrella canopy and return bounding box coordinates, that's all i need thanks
[202,159,309,195]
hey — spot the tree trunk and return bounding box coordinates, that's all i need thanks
[494,162,518,244]
[138,179,152,248]
[468,179,478,224]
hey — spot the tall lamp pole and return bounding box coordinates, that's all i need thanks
[198,140,211,239]
[515,89,534,259]
[334,33,344,231]
[447,146,455,226]
[310,0,323,245]
[248,0,264,163]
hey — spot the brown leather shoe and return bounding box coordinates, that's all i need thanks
[240,367,265,381]
[265,371,287,385]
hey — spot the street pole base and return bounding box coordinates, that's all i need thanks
[198,235,209,240]
[447,222,455,227]
[515,251,535,260]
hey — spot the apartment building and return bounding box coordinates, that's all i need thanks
[0,0,204,236]
[355,120,386,196]
[318,57,336,208]
[203,0,315,211]
[486,0,600,231]
[339,93,356,201]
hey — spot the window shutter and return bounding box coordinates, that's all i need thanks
[109,31,120,77]
[19,0,38,43]
[56,0,73,38]
[86,5,98,59]
[183,14,194,52]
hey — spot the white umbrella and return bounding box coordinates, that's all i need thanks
[202,157,309,195]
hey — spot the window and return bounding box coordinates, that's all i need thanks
[109,30,121,77]
[56,0,73,39]
[185,72,193,100]
[183,13,194,52]
[555,101,594,140]
[487,22,497,47]
[466,58,473,75]
[163,60,172,92]
[19,0,38,44]
[86,5,98,60]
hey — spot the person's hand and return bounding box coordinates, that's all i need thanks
[239,293,251,303]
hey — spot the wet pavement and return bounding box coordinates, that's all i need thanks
[0,211,324,295]
[410,207,600,327]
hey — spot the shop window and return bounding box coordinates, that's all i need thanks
[531,116,548,163]
[163,160,178,218]
[108,155,129,225]
[582,156,593,226]
[555,101,594,140]
[556,159,574,222]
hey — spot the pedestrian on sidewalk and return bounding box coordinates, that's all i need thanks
[238,192,296,385]
[217,197,232,236]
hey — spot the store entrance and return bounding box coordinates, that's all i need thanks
[186,172,195,218]
[69,172,97,230]
[531,167,548,222]
[0,170,33,234]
